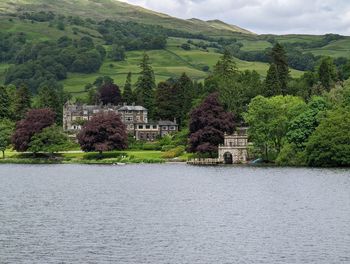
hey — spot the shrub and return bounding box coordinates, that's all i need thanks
[161,146,185,159]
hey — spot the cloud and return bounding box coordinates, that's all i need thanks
[120,0,350,35]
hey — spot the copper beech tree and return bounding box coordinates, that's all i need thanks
[77,111,128,154]
[188,93,235,155]
[11,108,56,152]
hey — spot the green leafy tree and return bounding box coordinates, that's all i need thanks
[286,97,328,148]
[93,76,114,89]
[123,72,134,104]
[28,125,73,155]
[244,95,306,161]
[0,119,14,159]
[318,57,337,91]
[135,53,156,118]
[306,108,350,167]
[108,45,126,61]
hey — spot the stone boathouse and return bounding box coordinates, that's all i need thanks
[218,128,249,164]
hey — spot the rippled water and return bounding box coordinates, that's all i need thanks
[0,164,350,263]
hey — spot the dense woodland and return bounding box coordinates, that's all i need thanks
[0,11,350,166]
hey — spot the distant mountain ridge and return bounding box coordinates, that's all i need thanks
[0,0,254,36]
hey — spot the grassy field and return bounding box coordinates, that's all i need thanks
[1,17,348,99]
[62,37,303,98]
[0,16,103,43]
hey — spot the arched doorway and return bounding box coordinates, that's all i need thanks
[223,152,233,164]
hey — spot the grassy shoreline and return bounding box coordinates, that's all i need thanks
[0,150,190,165]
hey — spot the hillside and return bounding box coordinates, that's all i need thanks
[0,0,253,36]
[1,0,350,99]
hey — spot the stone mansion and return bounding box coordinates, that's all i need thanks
[63,102,179,141]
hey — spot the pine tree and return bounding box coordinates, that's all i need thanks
[173,73,194,126]
[155,81,178,120]
[36,86,63,124]
[264,63,281,96]
[270,43,290,95]
[14,84,31,120]
[214,49,238,80]
[135,53,156,118]
[123,72,134,104]
[0,86,10,119]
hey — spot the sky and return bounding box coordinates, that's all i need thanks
[121,0,350,35]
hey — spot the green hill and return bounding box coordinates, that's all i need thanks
[0,0,253,36]
[0,0,349,99]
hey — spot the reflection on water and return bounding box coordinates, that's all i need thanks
[0,164,349,263]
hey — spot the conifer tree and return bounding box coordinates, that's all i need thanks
[135,53,156,118]
[214,49,238,80]
[0,86,10,119]
[264,63,281,96]
[269,43,290,95]
[36,86,64,124]
[173,73,195,125]
[155,81,178,121]
[14,84,31,120]
[123,72,134,104]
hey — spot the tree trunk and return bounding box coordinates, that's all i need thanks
[2,150,5,159]
[265,144,269,162]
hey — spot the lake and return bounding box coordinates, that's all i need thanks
[0,164,349,263]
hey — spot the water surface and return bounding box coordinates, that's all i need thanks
[0,164,349,263]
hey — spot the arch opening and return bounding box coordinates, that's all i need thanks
[223,152,233,164]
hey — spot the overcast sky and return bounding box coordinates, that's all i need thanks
[121,0,350,35]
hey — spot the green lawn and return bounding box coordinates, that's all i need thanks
[2,149,167,164]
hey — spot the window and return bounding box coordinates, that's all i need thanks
[162,126,168,130]
[153,125,157,129]
[126,117,133,122]
[146,125,150,129]
[169,126,176,130]
[138,125,144,129]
